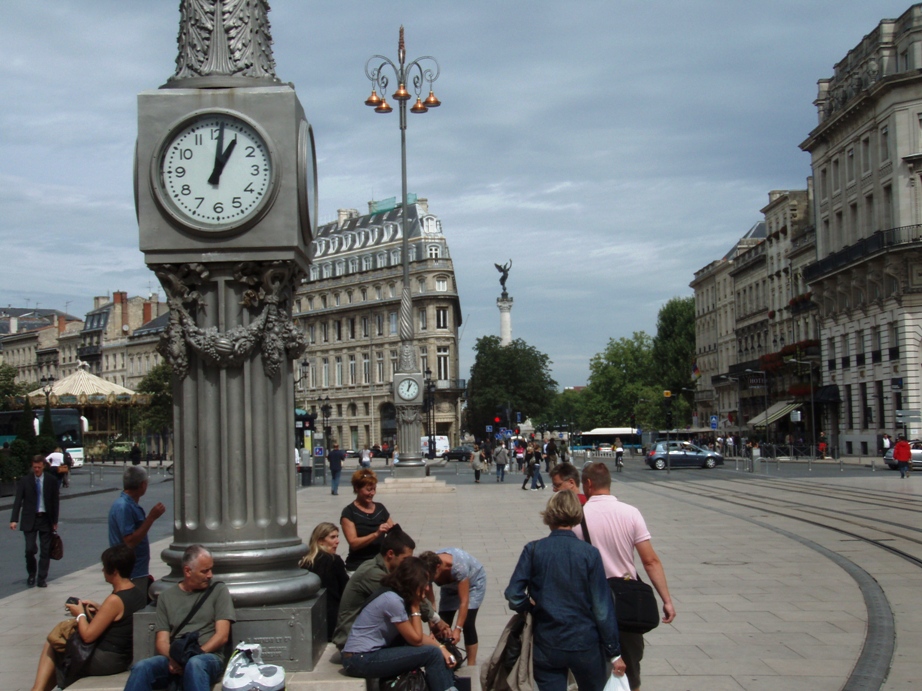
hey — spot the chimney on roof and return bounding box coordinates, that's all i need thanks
[9,316,18,333]
[58,315,66,335]
[417,198,428,215]
[143,301,152,324]
[117,292,129,332]
[94,295,109,309]
[337,208,359,228]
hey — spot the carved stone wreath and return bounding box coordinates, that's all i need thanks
[155,261,306,380]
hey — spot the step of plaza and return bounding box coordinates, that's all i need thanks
[376,476,455,493]
[6,469,921,691]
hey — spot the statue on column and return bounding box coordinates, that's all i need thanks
[495,259,512,297]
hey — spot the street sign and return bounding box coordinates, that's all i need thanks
[516,412,522,423]
[790,410,802,422]
[709,415,718,430]
[504,429,513,439]
[486,425,493,433]
[313,446,324,457]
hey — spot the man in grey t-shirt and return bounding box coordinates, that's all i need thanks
[123,545,236,691]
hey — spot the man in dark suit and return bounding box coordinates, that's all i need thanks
[9,455,60,587]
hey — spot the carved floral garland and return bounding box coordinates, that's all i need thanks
[155,262,306,380]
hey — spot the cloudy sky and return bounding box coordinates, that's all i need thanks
[0,1,913,387]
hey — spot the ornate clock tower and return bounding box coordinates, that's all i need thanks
[135,0,323,668]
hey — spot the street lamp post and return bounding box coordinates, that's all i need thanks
[424,367,436,459]
[745,368,769,447]
[363,27,441,469]
[721,375,742,464]
[318,396,332,449]
[40,375,56,399]
[788,359,817,459]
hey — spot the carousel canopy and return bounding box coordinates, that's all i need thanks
[27,363,146,407]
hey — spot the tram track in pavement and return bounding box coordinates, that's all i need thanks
[624,471,922,690]
[672,475,922,555]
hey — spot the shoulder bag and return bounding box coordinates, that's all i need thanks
[59,604,99,687]
[581,517,660,634]
[168,582,219,666]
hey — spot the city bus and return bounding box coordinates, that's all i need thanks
[572,427,642,452]
[0,408,87,466]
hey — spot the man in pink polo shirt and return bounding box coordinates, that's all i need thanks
[576,462,676,691]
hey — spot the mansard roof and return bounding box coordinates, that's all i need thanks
[311,202,444,261]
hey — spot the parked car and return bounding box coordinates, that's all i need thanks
[443,444,475,461]
[645,441,724,470]
[883,440,922,470]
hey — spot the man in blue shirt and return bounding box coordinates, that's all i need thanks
[108,466,166,594]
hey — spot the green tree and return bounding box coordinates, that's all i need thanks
[0,363,25,410]
[137,362,174,435]
[7,396,38,479]
[466,336,557,438]
[652,296,696,404]
[37,399,57,455]
[584,332,658,429]
[531,387,591,434]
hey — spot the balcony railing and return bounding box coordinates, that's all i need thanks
[804,224,922,282]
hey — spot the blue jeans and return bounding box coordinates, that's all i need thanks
[531,469,545,489]
[533,642,608,691]
[124,653,224,691]
[496,464,505,481]
[342,646,457,691]
[331,470,342,494]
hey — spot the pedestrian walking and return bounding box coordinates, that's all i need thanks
[470,444,485,483]
[893,435,912,479]
[108,465,167,595]
[493,444,508,482]
[328,442,346,495]
[9,455,60,587]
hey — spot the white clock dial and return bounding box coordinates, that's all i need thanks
[154,111,276,233]
[397,378,420,401]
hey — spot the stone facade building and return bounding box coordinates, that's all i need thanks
[801,5,922,454]
[293,198,465,450]
[0,295,168,391]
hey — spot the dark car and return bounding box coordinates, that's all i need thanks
[883,440,922,470]
[443,444,475,461]
[645,441,724,470]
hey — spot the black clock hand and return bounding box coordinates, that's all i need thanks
[208,135,238,185]
[208,122,225,182]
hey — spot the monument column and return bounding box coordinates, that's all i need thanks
[136,1,319,609]
[496,259,514,346]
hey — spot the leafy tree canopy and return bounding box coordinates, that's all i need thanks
[137,362,174,433]
[466,336,557,438]
[0,363,26,410]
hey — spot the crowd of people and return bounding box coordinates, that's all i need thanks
[296,459,675,691]
[13,441,676,691]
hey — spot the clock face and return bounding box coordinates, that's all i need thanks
[297,119,318,244]
[153,111,276,233]
[397,378,420,401]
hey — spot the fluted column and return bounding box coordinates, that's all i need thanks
[498,294,514,346]
[152,260,317,606]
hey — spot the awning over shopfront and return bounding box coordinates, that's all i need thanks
[749,401,800,428]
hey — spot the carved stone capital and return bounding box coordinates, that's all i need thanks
[396,404,422,426]
[168,0,280,88]
[154,260,306,379]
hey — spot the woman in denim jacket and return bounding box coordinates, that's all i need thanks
[505,491,627,691]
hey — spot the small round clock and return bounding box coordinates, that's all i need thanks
[397,378,420,401]
[297,119,318,244]
[152,110,278,234]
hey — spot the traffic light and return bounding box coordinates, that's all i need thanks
[494,416,502,424]
[665,410,674,429]
[515,427,520,435]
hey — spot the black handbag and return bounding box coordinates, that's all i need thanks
[381,668,428,691]
[581,518,660,634]
[606,576,660,634]
[169,631,203,666]
[60,623,97,688]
